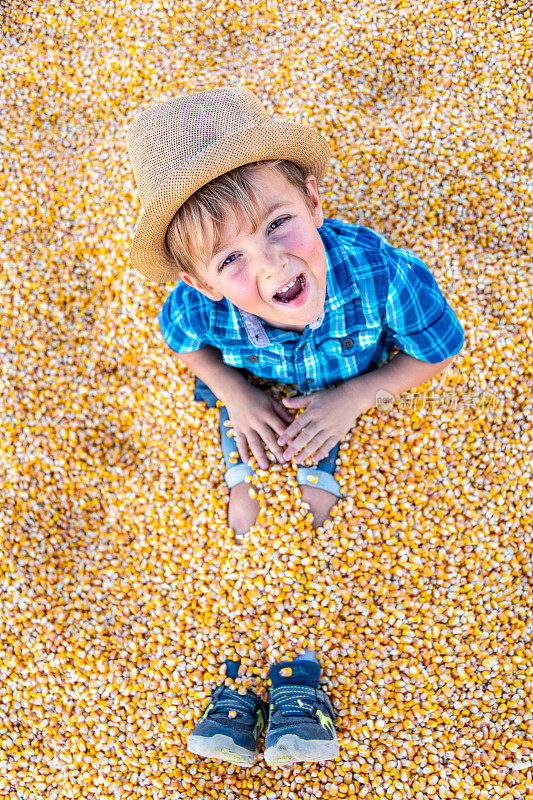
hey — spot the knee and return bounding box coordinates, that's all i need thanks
[300,484,339,530]
[300,484,338,507]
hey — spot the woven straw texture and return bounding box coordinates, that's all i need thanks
[125,86,331,284]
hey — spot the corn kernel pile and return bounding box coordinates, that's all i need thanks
[1,0,532,797]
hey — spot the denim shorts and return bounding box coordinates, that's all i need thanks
[193,368,344,498]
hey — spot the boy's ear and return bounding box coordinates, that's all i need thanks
[305,174,324,227]
[179,272,224,301]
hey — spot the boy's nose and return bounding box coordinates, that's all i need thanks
[257,244,288,279]
[262,262,291,291]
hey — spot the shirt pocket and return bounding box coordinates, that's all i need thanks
[317,325,382,359]
[222,346,285,375]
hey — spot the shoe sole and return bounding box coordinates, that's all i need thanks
[187,733,256,767]
[264,733,340,766]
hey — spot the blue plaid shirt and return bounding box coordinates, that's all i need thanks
[157,218,464,393]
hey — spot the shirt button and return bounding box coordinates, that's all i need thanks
[342,337,355,349]
[248,354,259,363]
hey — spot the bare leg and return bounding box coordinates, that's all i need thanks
[228,481,260,540]
[300,484,339,529]
[228,482,338,540]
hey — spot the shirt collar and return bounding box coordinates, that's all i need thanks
[238,297,325,346]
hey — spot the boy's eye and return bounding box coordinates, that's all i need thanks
[268,215,289,233]
[219,253,239,271]
[218,216,290,271]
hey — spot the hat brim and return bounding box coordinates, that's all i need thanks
[129,121,331,284]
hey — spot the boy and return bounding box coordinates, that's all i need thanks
[125,86,464,767]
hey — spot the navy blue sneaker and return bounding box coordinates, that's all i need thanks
[187,661,268,766]
[264,651,339,766]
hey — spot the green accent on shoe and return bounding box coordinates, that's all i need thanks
[253,706,265,740]
[201,702,214,721]
[316,708,336,736]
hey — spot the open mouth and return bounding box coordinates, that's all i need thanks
[272,273,306,304]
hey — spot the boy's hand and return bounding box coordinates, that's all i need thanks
[277,381,374,464]
[224,382,294,470]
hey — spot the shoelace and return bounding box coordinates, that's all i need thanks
[208,688,259,725]
[270,685,318,720]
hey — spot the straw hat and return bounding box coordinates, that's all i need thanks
[125,86,331,284]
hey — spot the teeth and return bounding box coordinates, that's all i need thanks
[277,276,298,294]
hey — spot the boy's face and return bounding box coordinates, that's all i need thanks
[178,164,327,332]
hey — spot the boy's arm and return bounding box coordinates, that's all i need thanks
[172,345,251,405]
[339,351,458,411]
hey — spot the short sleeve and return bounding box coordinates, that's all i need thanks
[157,283,210,353]
[381,239,465,364]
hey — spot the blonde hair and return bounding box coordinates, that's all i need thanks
[165,159,315,285]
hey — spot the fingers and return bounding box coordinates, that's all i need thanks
[246,429,270,470]
[239,422,288,468]
[229,397,297,469]
[306,437,339,465]
[277,412,305,447]
[264,425,291,464]
[282,420,317,459]
[263,425,289,465]
[289,433,322,463]
[233,431,250,465]
[274,399,293,425]
[235,429,269,470]
[285,426,337,463]
[271,409,298,447]
[256,404,294,464]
